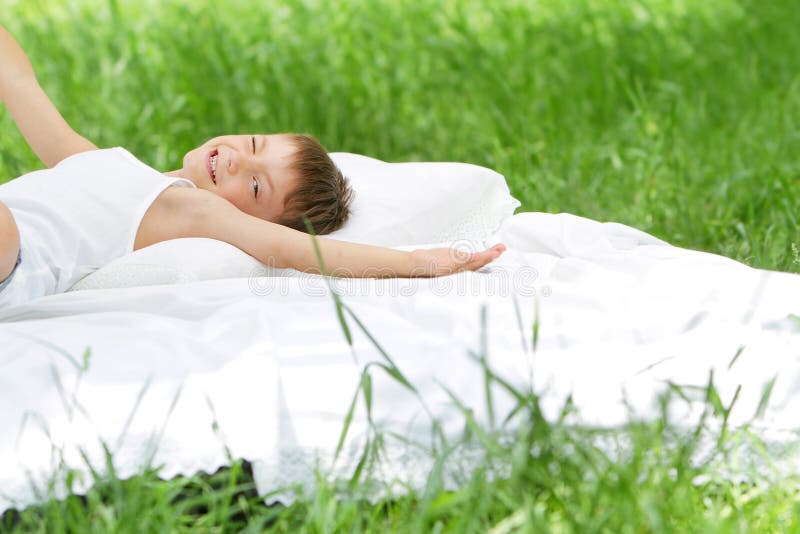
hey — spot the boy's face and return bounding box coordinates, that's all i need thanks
[179,134,299,222]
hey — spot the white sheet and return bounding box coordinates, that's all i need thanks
[1,212,799,512]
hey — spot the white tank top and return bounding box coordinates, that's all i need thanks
[0,147,195,306]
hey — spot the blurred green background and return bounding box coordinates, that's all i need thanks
[2,0,798,271]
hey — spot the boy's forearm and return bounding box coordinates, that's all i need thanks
[273,226,413,277]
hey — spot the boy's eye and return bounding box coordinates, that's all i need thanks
[251,136,256,153]
[253,176,259,198]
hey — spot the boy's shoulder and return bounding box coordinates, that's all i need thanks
[134,185,216,251]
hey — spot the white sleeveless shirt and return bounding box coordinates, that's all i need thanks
[0,147,195,307]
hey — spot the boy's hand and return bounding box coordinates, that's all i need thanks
[409,244,506,277]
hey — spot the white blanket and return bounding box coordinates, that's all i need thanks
[1,212,799,512]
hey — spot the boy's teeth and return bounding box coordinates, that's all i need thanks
[210,154,217,175]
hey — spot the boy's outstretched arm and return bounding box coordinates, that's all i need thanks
[0,25,96,168]
[179,189,505,278]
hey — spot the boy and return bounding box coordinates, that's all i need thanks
[0,25,505,306]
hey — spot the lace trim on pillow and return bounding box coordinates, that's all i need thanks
[67,264,197,291]
[432,194,520,246]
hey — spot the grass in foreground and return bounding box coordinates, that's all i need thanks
[3,338,800,532]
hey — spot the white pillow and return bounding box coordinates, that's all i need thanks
[68,156,519,291]
[67,238,291,291]
[328,153,520,246]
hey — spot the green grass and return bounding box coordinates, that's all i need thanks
[2,0,800,530]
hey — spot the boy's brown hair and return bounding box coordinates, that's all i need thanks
[277,134,353,235]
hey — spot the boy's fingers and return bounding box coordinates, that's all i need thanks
[474,245,505,269]
[463,250,497,271]
[446,244,506,274]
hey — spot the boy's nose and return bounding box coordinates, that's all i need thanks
[226,151,236,174]
[226,151,252,176]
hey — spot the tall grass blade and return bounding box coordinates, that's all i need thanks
[333,379,361,463]
[114,375,153,451]
[478,305,496,431]
[344,306,416,393]
[753,375,778,421]
[532,297,540,353]
[511,293,529,354]
[303,216,353,345]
